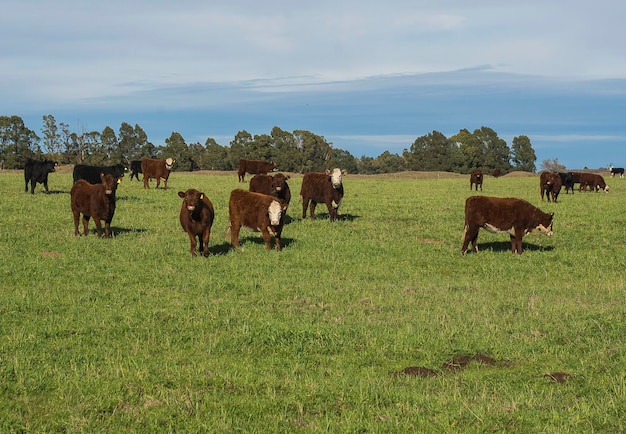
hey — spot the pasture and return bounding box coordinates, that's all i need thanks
[1,169,625,432]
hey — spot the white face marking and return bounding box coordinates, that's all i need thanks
[268,200,282,226]
[532,224,553,236]
[165,158,174,169]
[330,168,343,188]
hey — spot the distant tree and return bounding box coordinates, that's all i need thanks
[161,132,190,170]
[540,158,566,172]
[328,148,358,174]
[229,130,254,168]
[203,138,231,170]
[511,135,537,172]
[477,126,511,174]
[270,127,299,172]
[100,126,118,163]
[357,156,377,174]
[294,130,332,173]
[403,130,458,171]
[0,115,40,168]
[59,122,72,164]
[41,114,62,157]
[451,128,485,173]
[375,151,406,173]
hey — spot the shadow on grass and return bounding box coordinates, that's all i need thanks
[233,235,296,250]
[474,241,555,253]
[298,213,361,222]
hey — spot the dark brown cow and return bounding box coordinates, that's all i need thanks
[70,173,120,238]
[577,173,609,192]
[540,171,562,202]
[142,157,175,189]
[249,173,292,209]
[238,159,276,182]
[178,189,215,257]
[492,169,501,178]
[229,189,285,251]
[462,196,554,255]
[24,158,56,194]
[300,168,346,221]
[470,169,483,191]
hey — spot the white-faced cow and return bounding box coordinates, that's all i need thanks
[70,173,120,238]
[73,163,126,184]
[142,158,175,190]
[578,173,609,192]
[24,158,56,194]
[609,165,624,178]
[238,159,276,182]
[540,171,562,203]
[178,189,215,257]
[462,196,554,255]
[300,168,346,221]
[470,169,483,191]
[228,189,285,251]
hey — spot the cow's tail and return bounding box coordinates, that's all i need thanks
[461,224,468,243]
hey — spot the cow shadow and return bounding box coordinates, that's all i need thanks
[108,227,147,237]
[234,235,295,250]
[298,213,361,222]
[477,241,555,253]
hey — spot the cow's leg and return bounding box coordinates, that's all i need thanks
[479,183,482,191]
[163,178,168,190]
[230,222,241,247]
[260,227,273,250]
[43,179,50,193]
[82,216,91,236]
[301,199,309,219]
[201,228,211,256]
[327,202,338,221]
[30,180,36,194]
[104,221,112,238]
[309,201,317,219]
[156,177,161,189]
[188,232,198,257]
[73,210,81,236]
[461,225,479,254]
[93,216,103,237]
[143,176,149,189]
[512,230,524,254]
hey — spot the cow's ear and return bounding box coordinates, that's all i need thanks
[117,178,121,184]
[325,169,331,175]
[342,170,347,176]
[178,191,185,198]
[200,194,204,200]
[285,175,291,180]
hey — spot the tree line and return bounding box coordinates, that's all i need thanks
[0,114,537,174]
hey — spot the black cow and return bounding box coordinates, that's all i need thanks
[610,166,624,178]
[129,160,142,181]
[558,172,575,194]
[24,158,57,194]
[73,163,126,184]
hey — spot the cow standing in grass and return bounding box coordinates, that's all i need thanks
[142,158,175,189]
[540,171,562,203]
[249,173,292,211]
[24,158,56,194]
[229,189,285,251]
[470,169,483,191]
[300,168,346,221]
[70,173,120,238]
[609,165,624,178]
[73,163,126,184]
[238,159,276,182]
[178,189,215,257]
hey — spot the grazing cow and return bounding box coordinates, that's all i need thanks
[462,196,554,255]
[300,168,346,221]
[73,163,126,184]
[609,166,624,178]
[24,158,56,194]
[470,169,483,191]
[238,159,276,182]
[228,189,285,251]
[249,173,292,209]
[70,173,120,238]
[142,157,175,189]
[178,189,215,257]
[578,173,609,192]
[129,160,142,181]
[558,172,575,194]
[540,171,562,203]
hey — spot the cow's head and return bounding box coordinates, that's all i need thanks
[326,168,346,189]
[100,173,119,196]
[267,199,283,227]
[603,184,609,193]
[178,189,204,212]
[165,158,175,170]
[532,212,554,237]
[45,160,56,173]
[272,173,290,192]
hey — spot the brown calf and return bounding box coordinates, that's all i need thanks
[249,173,292,209]
[470,169,483,191]
[577,173,609,192]
[462,196,554,255]
[238,159,276,182]
[142,157,175,189]
[539,171,562,202]
[300,168,346,221]
[70,173,120,238]
[229,189,285,251]
[178,189,215,257]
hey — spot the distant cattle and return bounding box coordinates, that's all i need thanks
[249,173,292,209]
[492,169,501,178]
[73,163,126,184]
[70,173,120,238]
[609,166,624,178]
[540,171,562,203]
[558,172,575,194]
[228,189,285,251]
[470,169,483,191]
[300,168,346,221]
[238,159,276,182]
[129,160,142,181]
[578,173,609,192]
[142,158,175,190]
[24,158,56,194]
[462,196,554,255]
[178,189,215,257]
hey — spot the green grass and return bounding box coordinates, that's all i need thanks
[1,170,625,432]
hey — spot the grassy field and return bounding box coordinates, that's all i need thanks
[1,168,625,432]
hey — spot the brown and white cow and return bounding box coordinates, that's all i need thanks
[228,189,286,251]
[578,173,609,192]
[462,196,554,255]
[470,169,483,191]
[540,171,562,203]
[178,189,215,257]
[249,173,292,210]
[238,159,276,182]
[300,168,346,221]
[70,173,120,238]
[142,157,175,190]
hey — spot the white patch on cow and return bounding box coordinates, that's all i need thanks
[268,200,282,226]
[332,199,341,209]
[330,168,343,189]
[484,223,515,236]
[533,224,553,236]
[604,185,610,192]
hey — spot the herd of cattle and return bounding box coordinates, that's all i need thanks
[22,158,617,256]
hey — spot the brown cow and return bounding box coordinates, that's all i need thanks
[300,168,346,221]
[470,169,483,191]
[229,189,286,251]
[70,173,120,238]
[540,171,562,202]
[142,157,175,189]
[577,173,609,192]
[178,189,215,257]
[462,196,554,255]
[238,159,276,182]
[249,173,292,209]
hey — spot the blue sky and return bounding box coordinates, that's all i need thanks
[2,0,625,170]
